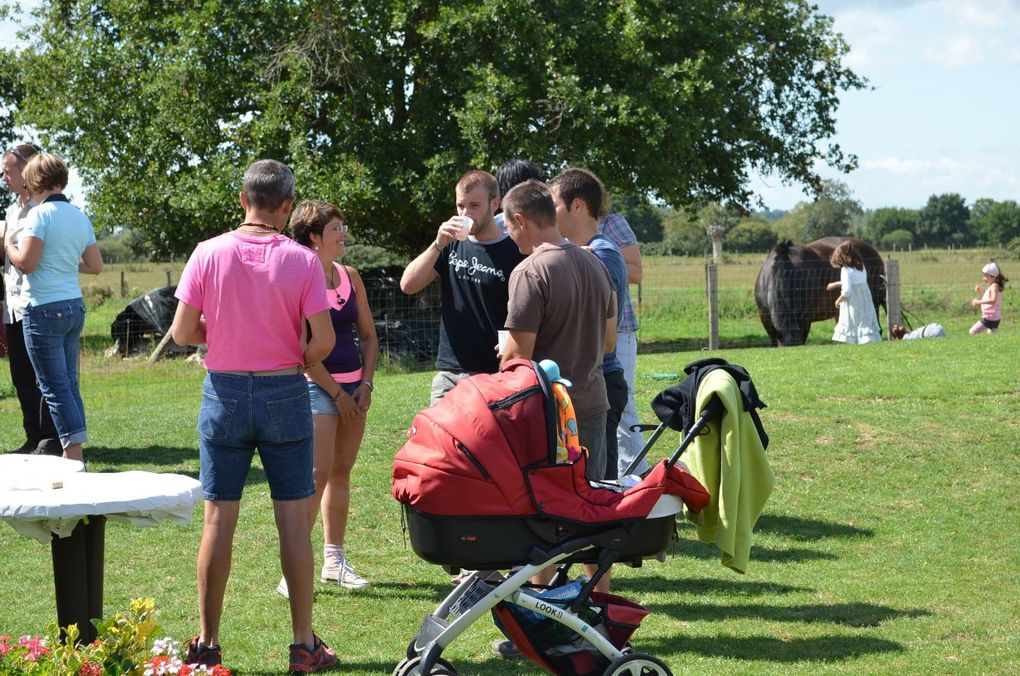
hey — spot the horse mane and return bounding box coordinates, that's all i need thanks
[767,241,799,317]
[773,240,795,262]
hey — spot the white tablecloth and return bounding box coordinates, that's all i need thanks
[0,455,203,543]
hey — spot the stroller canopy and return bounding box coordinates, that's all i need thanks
[392,360,709,524]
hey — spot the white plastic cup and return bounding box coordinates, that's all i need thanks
[455,216,473,241]
[497,330,509,355]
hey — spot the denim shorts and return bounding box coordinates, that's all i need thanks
[197,372,314,501]
[307,380,361,415]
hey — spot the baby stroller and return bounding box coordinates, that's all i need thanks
[391,358,767,675]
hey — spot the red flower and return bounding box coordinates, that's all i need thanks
[79,663,102,676]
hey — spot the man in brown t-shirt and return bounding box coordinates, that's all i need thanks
[500,179,616,481]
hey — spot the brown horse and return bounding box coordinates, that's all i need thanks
[755,237,885,346]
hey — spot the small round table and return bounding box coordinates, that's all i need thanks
[0,455,202,643]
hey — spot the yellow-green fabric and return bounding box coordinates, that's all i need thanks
[682,368,774,573]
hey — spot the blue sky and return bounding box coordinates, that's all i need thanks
[3,1,1018,213]
[753,0,1020,211]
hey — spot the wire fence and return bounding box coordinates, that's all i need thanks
[92,248,1016,363]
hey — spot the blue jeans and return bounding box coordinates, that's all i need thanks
[615,330,647,476]
[22,299,88,449]
[198,373,314,501]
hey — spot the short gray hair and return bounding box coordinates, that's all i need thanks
[242,159,295,211]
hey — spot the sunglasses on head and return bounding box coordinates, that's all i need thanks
[5,143,43,163]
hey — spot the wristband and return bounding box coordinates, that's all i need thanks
[362,380,374,391]
[430,241,442,255]
[332,390,345,401]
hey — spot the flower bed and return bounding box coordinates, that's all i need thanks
[0,598,231,675]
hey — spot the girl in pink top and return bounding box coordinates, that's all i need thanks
[969,261,1007,335]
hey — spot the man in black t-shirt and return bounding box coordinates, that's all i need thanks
[400,170,525,402]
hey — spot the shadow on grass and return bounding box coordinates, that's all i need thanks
[87,445,198,468]
[612,576,811,596]
[85,445,268,487]
[670,537,837,563]
[639,633,905,662]
[647,601,929,627]
[640,334,774,354]
[341,581,453,601]
[754,513,876,541]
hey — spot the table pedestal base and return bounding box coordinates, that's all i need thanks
[50,515,106,645]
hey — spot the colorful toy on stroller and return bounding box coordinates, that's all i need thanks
[391,358,771,675]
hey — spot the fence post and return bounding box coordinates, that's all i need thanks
[706,261,719,350]
[166,270,172,286]
[886,259,901,333]
[120,271,127,298]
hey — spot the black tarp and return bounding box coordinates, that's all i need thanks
[110,286,183,355]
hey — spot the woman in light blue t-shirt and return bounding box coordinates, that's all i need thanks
[3,153,103,461]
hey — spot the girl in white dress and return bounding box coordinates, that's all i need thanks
[826,241,882,344]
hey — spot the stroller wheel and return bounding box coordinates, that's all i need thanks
[392,655,458,676]
[604,652,672,676]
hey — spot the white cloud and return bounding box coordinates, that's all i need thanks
[856,154,1020,203]
[831,9,903,69]
[936,0,1020,29]
[924,34,985,66]
[822,0,1020,69]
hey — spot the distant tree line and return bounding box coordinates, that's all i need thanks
[615,180,1020,255]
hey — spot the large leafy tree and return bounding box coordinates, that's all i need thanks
[10,0,864,256]
[0,24,26,206]
[802,179,861,241]
[917,193,971,248]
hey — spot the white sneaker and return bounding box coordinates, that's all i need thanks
[320,555,370,590]
[276,576,289,599]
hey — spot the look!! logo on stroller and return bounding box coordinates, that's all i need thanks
[391,358,766,675]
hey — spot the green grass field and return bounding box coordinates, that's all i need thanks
[1,320,1018,673]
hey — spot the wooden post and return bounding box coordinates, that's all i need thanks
[886,259,901,333]
[706,262,719,350]
[147,330,176,363]
[166,270,172,286]
[120,271,127,298]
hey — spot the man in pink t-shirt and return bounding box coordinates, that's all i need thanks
[171,159,338,672]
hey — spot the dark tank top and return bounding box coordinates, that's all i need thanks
[322,263,362,377]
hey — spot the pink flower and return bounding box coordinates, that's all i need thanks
[79,663,102,676]
[17,635,49,662]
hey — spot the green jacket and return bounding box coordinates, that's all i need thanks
[682,368,775,573]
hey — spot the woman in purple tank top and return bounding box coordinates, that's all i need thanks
[282,200,379,594]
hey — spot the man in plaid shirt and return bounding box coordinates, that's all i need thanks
[599,213,646,476]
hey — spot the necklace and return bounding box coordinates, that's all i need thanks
[328,265,346,307]
[237,221,281,233]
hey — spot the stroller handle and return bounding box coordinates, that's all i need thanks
[667,395,722,468]
[622,395,723,475]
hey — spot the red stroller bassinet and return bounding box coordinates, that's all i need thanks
[391,359,713,675]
